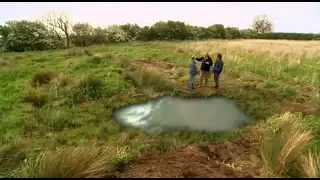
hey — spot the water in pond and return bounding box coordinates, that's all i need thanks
[112,96,254,133]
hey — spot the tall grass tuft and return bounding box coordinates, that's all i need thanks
[298,150,320,178]
[15,147,114,178]
[123,67,174,91]
[261,112,314,178]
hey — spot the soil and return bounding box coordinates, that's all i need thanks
[116,127,262,178]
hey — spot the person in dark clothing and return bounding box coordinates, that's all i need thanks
[189,55,199,90]
[195,52,213,87]
[212,53,224,88]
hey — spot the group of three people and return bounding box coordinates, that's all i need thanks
[189,52,224,90]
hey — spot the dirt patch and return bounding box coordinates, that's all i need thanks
[116,128,262,178]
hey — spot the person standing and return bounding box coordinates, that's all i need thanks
[189,55,199,90]
[196,52,213,87]
[212,53,224,88]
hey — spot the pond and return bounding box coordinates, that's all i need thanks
[112,96,254,133]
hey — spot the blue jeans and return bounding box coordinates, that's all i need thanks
[189,74,196,89]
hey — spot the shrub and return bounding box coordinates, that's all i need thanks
[105,25,130,43]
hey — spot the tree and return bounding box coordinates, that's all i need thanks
[72,22,93,36]
[0,20,63,52]
[71,22,94,47]
[41,11,72,48]
[0,25,11,50]
[166,20,190,40]
[185,25,199,40]
[240,29,258,39]
[120,23,141,40]
[225,27,240,39]
[207,24,226,39]
[104,25,129,43]
[252,15,273,34]
[151,21,170,40]
[137,26,154,41]
[91,27,107,44]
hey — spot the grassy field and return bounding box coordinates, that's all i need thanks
[0,39,319,178]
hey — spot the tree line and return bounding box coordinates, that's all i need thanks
[0,12,319,52]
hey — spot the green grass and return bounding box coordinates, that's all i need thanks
[0,40,319,177]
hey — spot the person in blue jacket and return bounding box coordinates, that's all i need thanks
[189,55,199,90]
[195,52,213,87]
[212,53,224,88]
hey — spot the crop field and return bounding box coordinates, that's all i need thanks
[0,39,319,178]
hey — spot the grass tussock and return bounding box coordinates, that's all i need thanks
[298,150,320,178]
[122,67,174,91]
[94,52,116,60]
[15,147,114,178]
[23,87,48,107]
[101,52,116,60]
[117,58,133,69]
[83,49,94,56]
[0,143,27,177]
[65,49,84,57]
[70,76,105,104]
[87,52,118,64]
[261,112,315,178]
[0,59,10,67]
[31,56,48,63]
[32,69,58,86]
[87,56,103,64]
[58,74,73,87]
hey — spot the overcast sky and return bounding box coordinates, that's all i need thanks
[0,2,319,33]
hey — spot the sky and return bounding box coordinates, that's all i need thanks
[0,2,319,33]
